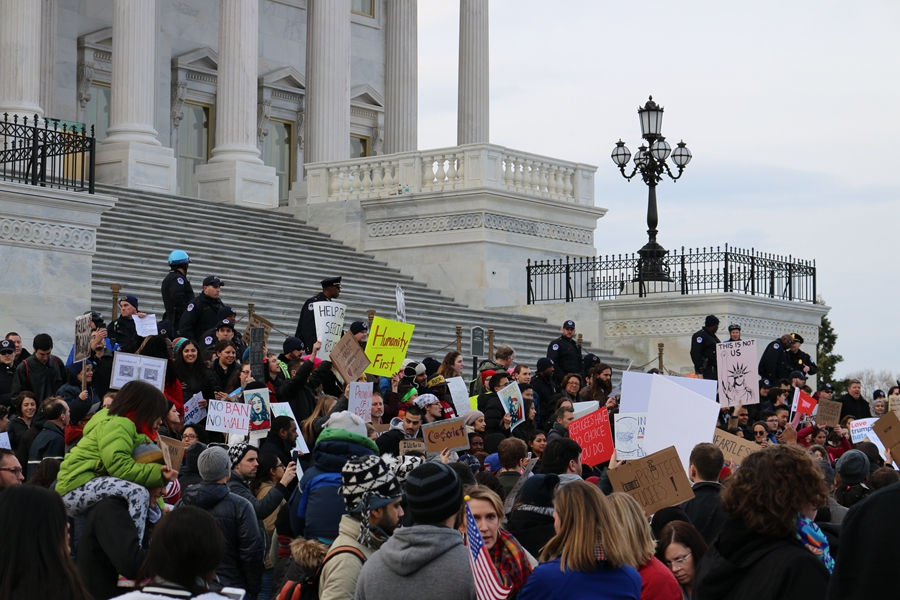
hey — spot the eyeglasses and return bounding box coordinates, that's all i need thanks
[665,553,692,570]
[182,434,198,441]
[0,467,24,476]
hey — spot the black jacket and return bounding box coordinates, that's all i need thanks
[479,392,509,438]
[161,269,194,325]
[295,291,329,351]
[11,354,66,403]
[176,364,221,403]
[785,348,817,376]
[505,506,556,558]
[27,421,65,480]
[200,327,248,360]
[681,481,728,545]
[6,415,31,451]
[758,339,790,381]
[108,316,143,354]
[178,482,265,596]
[278,357,334,426]
[178,292,224,342]
[76,497,148,600]
[260,430,294,467]
[693,519,829,600]
[690,327,720,380]
[210,361,240,392]
[0,361,14,408]
[227,471,288,522]
[530,375,560,426]
[546,336,582,384]
[837,393,871,420]
[374,425,422,457]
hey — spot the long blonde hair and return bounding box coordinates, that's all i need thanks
[301,395,337,447]
[606,493,656,568]
[540,481,629,571]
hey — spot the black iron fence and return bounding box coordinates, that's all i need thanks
[1,113,95,193]
[527,245,816,304]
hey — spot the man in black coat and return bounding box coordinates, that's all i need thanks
[178,276,225,341]
[295,276,342,351]
[10,333,66,401]
[0,339,16,409]
[375,405,424,456]
[260,416,300,468]
[837,379,871,420]
[161,251,194,326]
[758,333,793,381]
[27,398,68,480]
[785,333,817,376]
[681,443,728,545]
[546,320,582,384]
[690,315,721,380]
[530,357,560,426]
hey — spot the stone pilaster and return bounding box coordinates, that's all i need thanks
[384,0,417,154]
[0,0,43,119]
[457,0,490,145]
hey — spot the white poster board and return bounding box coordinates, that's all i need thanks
[620,370,718,413]
[183,392,207,426]
[572,401,599,420]
[446,376,471,417]
[270,402,311,454]
[614,412,647,460]
[313,301,346,361]
[396,284,406,323]
[206,399,251,436]
[134,314,159,337]
[110,352,168,392]
[0,432,10,450]
[348,381,373,423]
[716,339,759,407]
[849,417,888,460]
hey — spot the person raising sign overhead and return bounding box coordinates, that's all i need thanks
[295,276,342,352]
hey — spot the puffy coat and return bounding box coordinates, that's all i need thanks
[178,482,264,596]
[518,558,641,600]
[318,514,380,600]
[227,470,288,543]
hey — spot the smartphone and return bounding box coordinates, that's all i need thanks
[526,452,532,460]
[219,588,247,600]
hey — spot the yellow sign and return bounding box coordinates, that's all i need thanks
[364,316,415,376]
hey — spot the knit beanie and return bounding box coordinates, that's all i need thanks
[341,455,403,512]
[391,454,425,484]
[228,442,255,469]
[405,462,463,525]
[520,473,559,507]
[457,453,481,474]
[132,443,164,465]
[464,410,485,426]
[198,446,232,482]
[836,449,869,485]
[324,411,368,439]
[173,337,188,356]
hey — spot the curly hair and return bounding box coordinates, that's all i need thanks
[721,444,828,538]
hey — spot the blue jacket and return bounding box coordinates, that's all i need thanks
[518,558,641,600]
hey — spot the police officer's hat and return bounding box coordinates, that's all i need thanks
[203,276,224,287]
[216,319,235,331]
[562,320,575,329]
[0,339,14,354]
[727,324,741,332]
[759,378,772,389]
[790,333,804,344]
[217,306,236,320]
[321,276,342,289]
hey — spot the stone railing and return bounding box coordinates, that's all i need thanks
[304,143,597,205]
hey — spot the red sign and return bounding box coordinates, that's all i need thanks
[796,390,818,415]
[568,407,614,467]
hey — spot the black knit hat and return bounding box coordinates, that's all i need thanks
[405,462,463,525]
[520,473,559,508]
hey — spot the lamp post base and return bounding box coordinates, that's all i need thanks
[636,241,673,282]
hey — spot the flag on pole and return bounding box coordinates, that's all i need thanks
[791,388,818,427]
[465,496,510,600]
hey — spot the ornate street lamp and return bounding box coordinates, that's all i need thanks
[611,96,692,281]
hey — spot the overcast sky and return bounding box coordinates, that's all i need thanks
[416,0,900,377]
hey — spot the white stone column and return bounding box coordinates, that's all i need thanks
[196,0,278,207]
[95,0,177,193]
[384,0,417,154]
[457,0,489,145]
[0,0,43,119]
[304,0,351,165]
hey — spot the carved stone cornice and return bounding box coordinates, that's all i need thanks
[604,316,819,344]
[0,218,96,253]
[367,212,593,244]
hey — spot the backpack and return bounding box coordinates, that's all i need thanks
[276,545,367,600]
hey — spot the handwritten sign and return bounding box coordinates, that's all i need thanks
[330,332,371,384]
[365,316,415,377]
[0,432,10,450]
[849,417,880,444]
[399,438,427,456]
[349,382,373,423]
[270,402,310,454]
[716,340,759,407]
[568,407,614,467]
[206,399,251,435]
[446,376,471,418]
[872,412,900,454]
[313,301,346,360]
[614,412,647,460]
[712,428,759,466]
[183,392,207,426]
[422,417,470,454]
[497,382,526,431]
[242,313,274,345]
[73,314,93,362]
[110,352,168,392]
[816,398,842,428]
[607,446,694,516]
[134,314,159,337]
[157,435,185,470]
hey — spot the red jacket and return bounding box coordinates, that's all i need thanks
[638,556,682,600]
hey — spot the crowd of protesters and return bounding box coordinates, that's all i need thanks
[0,263,897,600]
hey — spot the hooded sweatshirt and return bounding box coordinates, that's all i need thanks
[354,525,476,600]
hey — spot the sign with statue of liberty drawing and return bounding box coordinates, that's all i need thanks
[716,340,760,407]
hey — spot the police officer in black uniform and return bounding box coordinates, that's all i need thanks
[161,250,193,326]
[295,276,342,352]
[786,333,817,377]
[199,306,244,354]
[547,320,582,384]
[690,315,721,380]
[758,333,794,381]
[178,276,225,342]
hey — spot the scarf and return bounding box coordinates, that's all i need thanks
[794,514,834,574]
[489,529,533,596]
[125,410,159,441]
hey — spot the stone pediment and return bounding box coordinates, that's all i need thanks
[260,67,306,92]
[351,84,384,109]
[172,47,219,76]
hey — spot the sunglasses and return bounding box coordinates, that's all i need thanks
[754,431,767,436]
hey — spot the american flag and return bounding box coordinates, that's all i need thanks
[465,500,510,600]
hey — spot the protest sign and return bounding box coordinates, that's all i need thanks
[872,412,900,453]
[157,435,185,471]
[365,316,415,377]
[0,432,10,450]
[792,389,818,416]
[206,399,251,436]
[110,352,168,392]
[134,314,158,337]
[422,417,470,454]
[446,376,471,417]
[313,301,346,360]
[249,327,265,382]
[73,314,93,363]
[715,340,759,407]
[572,401,599,420]
[849,417,880,444]
[614,413,647,460]
[889,395,900,419]
[816,398,842,428]
[270,402,310,453]
[349,381,373,423]
[607,446,694,516]
[396,284,406,322]
[330,332,371,384]
[183,392,207,426]
[568,407,614,467]
[372,423,391,434]
[497,382,526,431]
[643,375,720,473]
[242,313,274,345]
[620,370,717,413]
[245,388,272,439]
[399,439,427,455]
[712,428,759,466]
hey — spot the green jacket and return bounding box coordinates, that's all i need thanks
[315,425,379,454]
[56,408,165,497]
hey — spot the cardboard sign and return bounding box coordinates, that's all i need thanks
[849,417,879,443]
[183,392,207,426]
[889,395,900,419]
[73,314,93,362]
[568,407,614,467]
[620,371,717,413]
[399,439,427,456]
[372,423,391,434]
[270,402,310,454]
[816,398,842,428]
[607,446,694,516]
[715,340,760,407]
[396,284,406,323]
[206,399,252,435]
[0,432,10,450]
[446,376,471,418]
[365,316,415,377]
[497,382,526,431]
[242,313,274,345]
[614,413,647,460]
[134,314,159,337]
[872,412,900,453]
[330,332,371,384]
[246,388,272,440]
[157,435,185,470]
[422,417,470,454]
[313,301,346,360]
[712,428,759,466]
[110,352,168,392]
[349,381,373,423]
[249,327,266,382]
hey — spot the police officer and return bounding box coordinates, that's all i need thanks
[178,276,225,342]
[199,306,246,357]
[295,276,342,352]
[690,315,720,380]
[200,318,246,360]
[727,324,741,341]
[547,320,582,384]
[161,250,193,327]
[786,333,817,376]
[758,333,794,381]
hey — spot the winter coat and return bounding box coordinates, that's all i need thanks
[178,442,206,488]
[480,393,509,438]
[547,336,582,384]
[355,525,476,600]
[531,375,561,425]
[256,480,284,570]
[56,408,165,497]
[76,497,148,600]
[505,506,556,558]
[260,429,294,468]
[176,365,221,403]
[318,514,381,600]
[374,417,422,456]
[10,354,66,402]
[5,415,32,451]
[0,361,14,408]
[227,470,287,550]
[56,382,101,408]
[837,393,871,420]
[680,481,728,545]
[278,357,331,426]
[108,316,143,354]
[209,361,239,392]
[177,292,223,342]
[27,421,65,480]
[518,557,641,600]
[178,482,265,596]
[693,518,829,600]
[637,557,682,600]
[546,422,569,443]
